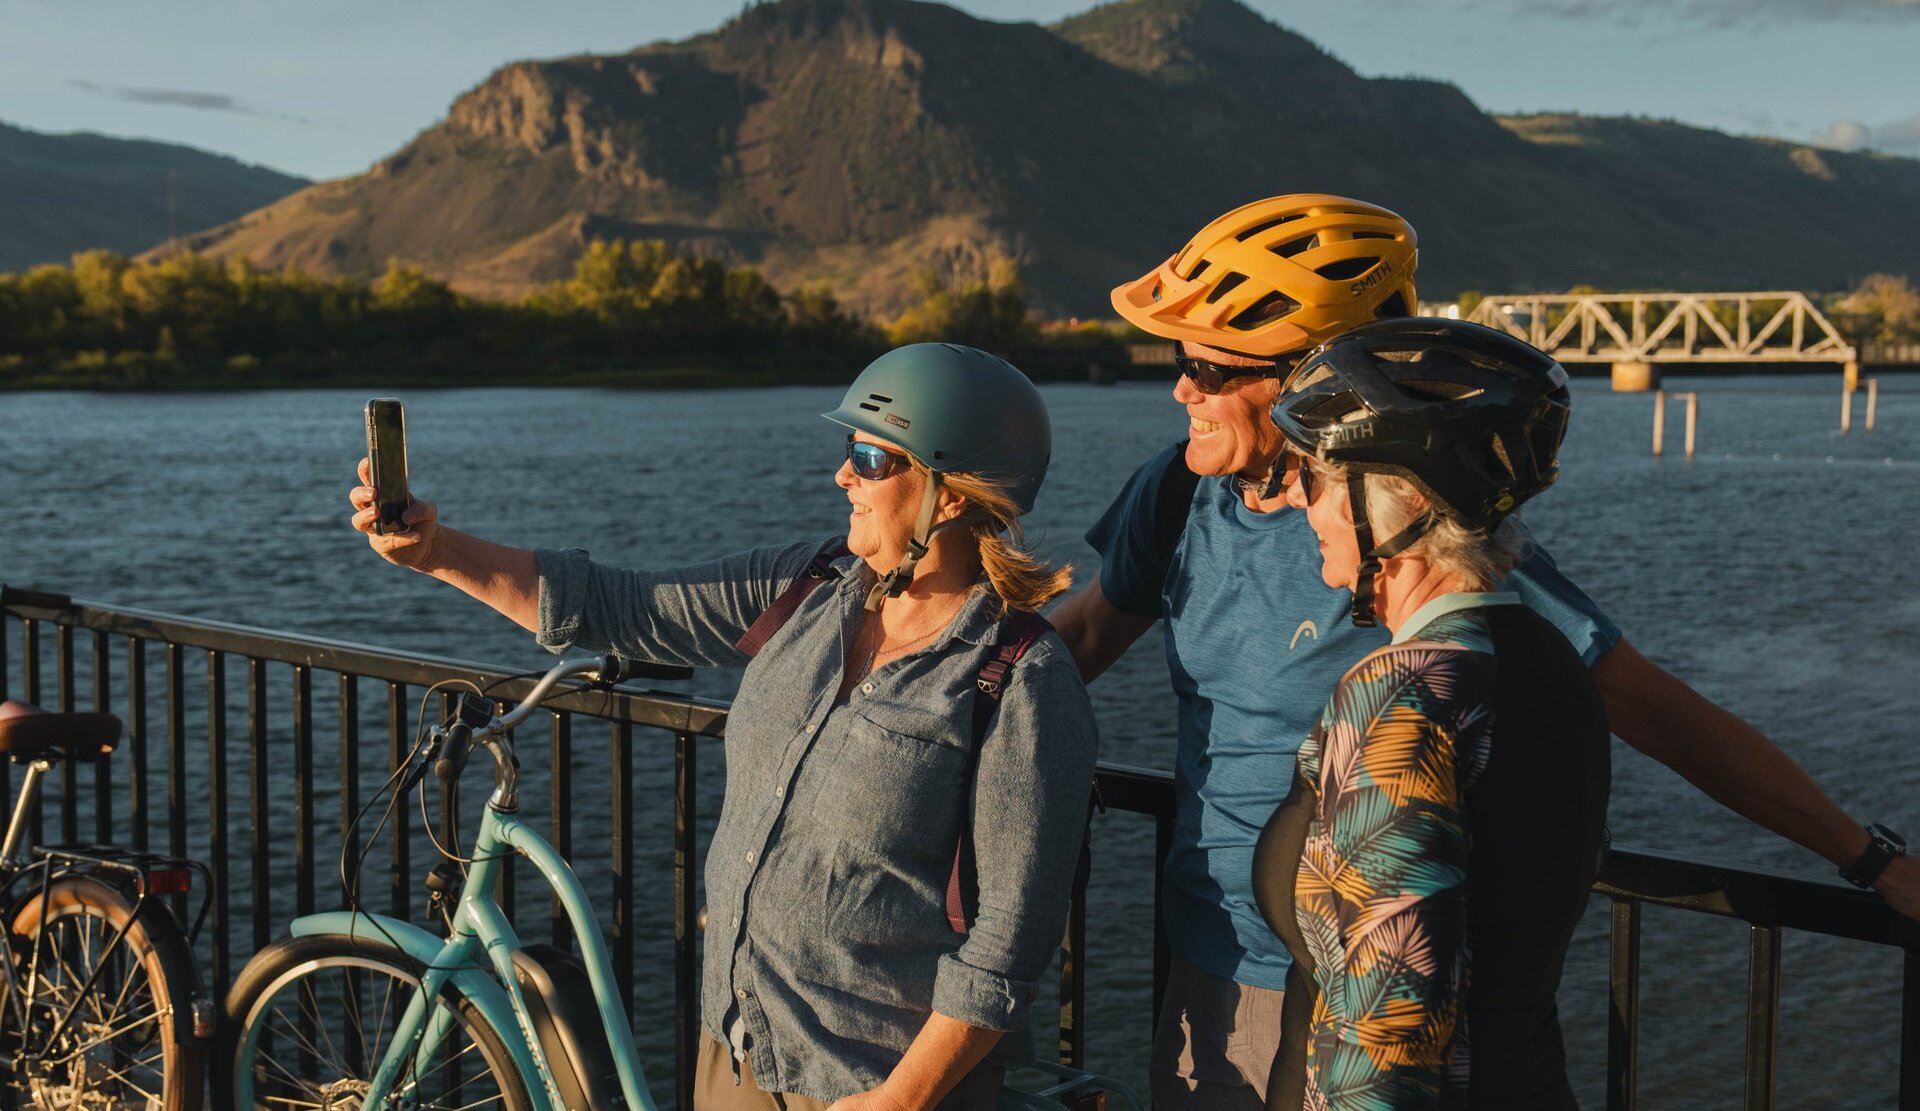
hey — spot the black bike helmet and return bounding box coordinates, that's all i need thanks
[1272,318,1571,626]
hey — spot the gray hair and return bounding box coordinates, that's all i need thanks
[1348,470,1529,589]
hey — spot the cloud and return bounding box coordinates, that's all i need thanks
[1814,113,1920,155]
[68,79,315,125]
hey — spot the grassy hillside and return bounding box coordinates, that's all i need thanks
[0,120,306,272]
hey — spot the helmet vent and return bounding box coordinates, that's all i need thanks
[1270,235,1319,259]
[1350,230,1397,241]
[1227,291,1300,331]
[1235,213,1306,242]
[1314,257,1379,282]
[1204,272,1248,304]
[1400,378,1485,402]
[857,402,881,412]
[1375,291,1410,318]
[868,393,893,403]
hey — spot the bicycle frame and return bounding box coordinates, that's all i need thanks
[276,796,662,1111]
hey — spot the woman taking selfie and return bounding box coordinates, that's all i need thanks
[1251,319,1610,1111]
[349,343,1098,1111]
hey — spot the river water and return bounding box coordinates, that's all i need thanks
[2,376,1917,1107]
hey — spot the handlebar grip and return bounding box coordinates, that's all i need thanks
[434,722,473,783]
[597,655,694,683]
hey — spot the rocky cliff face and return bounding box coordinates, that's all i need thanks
[174,0,1920,315]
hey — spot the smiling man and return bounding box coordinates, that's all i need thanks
[1048,194,1920,1109]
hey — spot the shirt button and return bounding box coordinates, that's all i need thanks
[774,785,785,798]
[804,723,816,735]
[730,914,740,928]
[861,682,875,694]
[736,988,749,1000]
[744,850,755,864]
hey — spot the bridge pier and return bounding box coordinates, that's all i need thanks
[1844,361,1860,393]
[1612,361,1660,392]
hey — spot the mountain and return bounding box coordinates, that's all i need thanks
[0,120,307,272]
[171,0,1920,315]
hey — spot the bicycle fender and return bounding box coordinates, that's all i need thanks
[290,911,556,1111]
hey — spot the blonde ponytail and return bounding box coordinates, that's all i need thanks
[939,470,1074,614]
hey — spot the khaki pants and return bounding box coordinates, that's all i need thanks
[1148,953,1285,1111]
[694,1034,1004,1111]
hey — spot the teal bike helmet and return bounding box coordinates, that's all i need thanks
[823,343,1052,608]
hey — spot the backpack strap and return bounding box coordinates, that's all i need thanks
[1153,440,1202,570]
[947,609,1054,934]
[734,538,851,658]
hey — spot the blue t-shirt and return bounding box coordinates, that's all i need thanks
[1085,442,1622,990]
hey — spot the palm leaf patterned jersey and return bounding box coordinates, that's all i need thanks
[1296,609,1497,1111]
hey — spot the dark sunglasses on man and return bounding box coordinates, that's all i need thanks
[845,435,915,481]
[1173,343,1302,395]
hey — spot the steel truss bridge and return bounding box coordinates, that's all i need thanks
[1448,291,1857,367]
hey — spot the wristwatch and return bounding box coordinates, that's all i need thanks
[1840,823,1906,889]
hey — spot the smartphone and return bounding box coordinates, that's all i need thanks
[364,399,411,536]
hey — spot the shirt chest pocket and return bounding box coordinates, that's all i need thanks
[822,705,969,856]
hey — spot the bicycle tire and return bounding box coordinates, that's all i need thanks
[216,933,534,1111]
[3,873,205,1111]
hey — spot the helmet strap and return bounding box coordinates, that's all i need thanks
[865,474,945,611]
[1344,472,1437,628]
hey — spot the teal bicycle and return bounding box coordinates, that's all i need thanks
[215,654,679,1111]
[215,654,1140,1111]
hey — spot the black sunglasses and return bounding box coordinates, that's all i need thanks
[1291,453,1327,504]
[845,435,914,480]
[1173,344,1296,395]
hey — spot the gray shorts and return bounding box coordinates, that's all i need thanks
[1149,953,1285,1111]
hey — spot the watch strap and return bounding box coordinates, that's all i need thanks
[1841,823,1906,889]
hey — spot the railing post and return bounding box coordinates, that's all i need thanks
[1153,811,1173,1025]
[1745,925,1782,1111]
[248,656,272,955]
[1902,948,1920,1111]
[21,619,39,845]
[294,664,314,918]
[674,728,697,1111]
[612,720,636,1018]
[0,615,9,818]
[208,650,231,993]
[57,622,76,844]
[388,681,410,922]
[1608,899,1642,1111]
[166,644,187,897]
[339,674,360,903]
[128,637,148,852]
[92,628,113,842]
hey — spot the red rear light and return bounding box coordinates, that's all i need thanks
[146,868,192,896]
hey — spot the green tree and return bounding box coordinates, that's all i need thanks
[1831,274,1920,344]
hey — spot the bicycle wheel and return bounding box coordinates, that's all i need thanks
[217,933,533,1111]
[3,873,204,1111]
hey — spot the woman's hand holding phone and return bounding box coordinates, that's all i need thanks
[350,456,442,570]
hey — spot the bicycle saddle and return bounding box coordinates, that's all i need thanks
[0,701,122,762]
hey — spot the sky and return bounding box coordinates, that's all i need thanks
[3,0,1917,182]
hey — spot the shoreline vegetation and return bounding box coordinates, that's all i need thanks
[0,242,1135,391]
[2,244,1915,392]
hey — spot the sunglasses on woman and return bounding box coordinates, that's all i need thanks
[1174,344,1297,395]
[1292,453,1327,504]
[845,435,914,481]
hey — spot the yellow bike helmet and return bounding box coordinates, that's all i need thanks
[1111,194,1418,358]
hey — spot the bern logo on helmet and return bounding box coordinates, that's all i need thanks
[885,414,911,430]
[1349,260,1393,298]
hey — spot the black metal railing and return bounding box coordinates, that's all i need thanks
[3,588,1917,1110]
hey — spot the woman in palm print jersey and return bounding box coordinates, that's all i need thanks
[1253,319,1610,1110]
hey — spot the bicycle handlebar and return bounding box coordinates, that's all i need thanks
[492,654,693,733]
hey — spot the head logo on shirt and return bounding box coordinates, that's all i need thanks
[1289,620,1319,650]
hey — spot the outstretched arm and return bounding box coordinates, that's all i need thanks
[1048,583,1157,683]
[1595,637,1920,919]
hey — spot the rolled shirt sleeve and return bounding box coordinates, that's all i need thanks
[933,648,1100,1031]
[534,540,830,669]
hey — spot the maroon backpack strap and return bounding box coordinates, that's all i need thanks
[734,538,851,658]
[947,609,1054,934]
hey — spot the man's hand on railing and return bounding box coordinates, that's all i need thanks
[1874,854,1920,921]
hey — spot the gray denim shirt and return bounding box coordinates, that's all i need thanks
[535,540,1099,1102]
